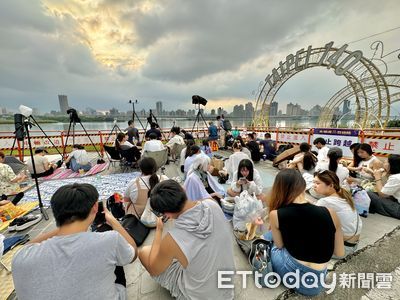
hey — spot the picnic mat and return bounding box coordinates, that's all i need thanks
[40,162,110,180]
[0,202,39,232]
[22,172,140,207]
[0,245,23,300]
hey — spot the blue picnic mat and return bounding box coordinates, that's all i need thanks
[21,172,140,207]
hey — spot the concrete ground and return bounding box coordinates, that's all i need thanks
[2,150,400,299]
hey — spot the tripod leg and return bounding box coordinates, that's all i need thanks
[31,116,63,157]
[63,121,73,159]
[78,122,103,158]
[10,137,17,156]
[24,121,49,220]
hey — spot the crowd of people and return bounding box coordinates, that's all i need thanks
[3,118,400,299]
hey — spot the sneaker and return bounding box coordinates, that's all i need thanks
[8,219,18,232]
[15,214,43,231]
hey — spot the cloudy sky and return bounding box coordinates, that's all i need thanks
[0,0,399,115]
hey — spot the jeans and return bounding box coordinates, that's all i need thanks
[271,246,327,296]
[70,158,91,172]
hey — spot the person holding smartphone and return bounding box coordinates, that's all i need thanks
[227,158,266,202]
[12,183,137,300]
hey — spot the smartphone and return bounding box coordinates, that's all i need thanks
[93,201,106,225]
[151,209,169,223]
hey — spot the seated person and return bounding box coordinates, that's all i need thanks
[139,180,235,300]
[180,129,194,141]
[200,139,212,158]
[219,141,250,183]
[314,170,362,257]
[368,154,400,219]
[64,144,92,172]
[12,183,137,300]
[354,143,383,182]
[227,159,265,201]
[346,143,361,178]
[142,133,165,153]
[184,155,225,202]
[145,122,162,140]
[124,157,168,217]
[225,131,235,149]
[245,133,261,162]
[180,139,195,173]
[115,132,141,163]
[236,136,252,158]
[288,142,317,174]
[313,137,330,163]
[0,151,26,205]
[208,121,218,141]
[184,145,203,176]
[26,147,61,178]
[259,133,277,160]
[165,127,185,159]
[315,147,349,186]
[268,169,344,296]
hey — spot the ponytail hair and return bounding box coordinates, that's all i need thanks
[115,132,125,150]
[327,147,343,173]
[303,152,316,171]
[315,170,355,210]
[139,157,159,197]
[184,139,195,159]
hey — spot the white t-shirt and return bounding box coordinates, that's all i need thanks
[316,196,362,236]
[224,151,250,180]
[165,135,185,148]
[382,173,400,202]
[317,146,329,163]
[231,169,263,195]
[143,140,165,152]
[316,161,349,185]
[125,174,169,204]
[70,149,90,165]
[26,155,49,174]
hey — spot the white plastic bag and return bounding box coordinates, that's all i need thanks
[232,190,263,232]
[352,186,371,217]
[140,200,157,228]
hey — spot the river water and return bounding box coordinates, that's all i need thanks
[0,117,313,135]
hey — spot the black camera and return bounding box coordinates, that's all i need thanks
[67,108,81,123]
[192,95,207,106]
[93,201,106,225]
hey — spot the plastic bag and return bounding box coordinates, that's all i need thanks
[351,185,371,217]
[140,200,157,228]
[232,190,264,233]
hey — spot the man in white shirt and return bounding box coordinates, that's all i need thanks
[64,144,92,172]
[26,147,61,178]
[313,137,329,163]
[143,133,165,152]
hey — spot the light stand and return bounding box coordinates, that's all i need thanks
[191,95,209,139]
[62,108,105,164]
[128,99,146,140]
[23,116,49,220]
[144,109,167,140]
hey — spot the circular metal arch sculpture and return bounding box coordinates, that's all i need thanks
[252,42,391,128]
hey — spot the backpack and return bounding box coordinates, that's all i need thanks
[223,119,232,131]
[106,193,125,219]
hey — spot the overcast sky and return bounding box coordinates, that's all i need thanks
[0,0,399,115]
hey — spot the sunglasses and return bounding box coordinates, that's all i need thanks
[150,208,169,223]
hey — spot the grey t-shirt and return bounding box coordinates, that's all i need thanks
[12,231,135,300]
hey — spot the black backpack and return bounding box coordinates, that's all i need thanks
[106,194,125,219]
[223,119,232,131]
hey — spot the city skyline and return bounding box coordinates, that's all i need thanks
[0,1,399,115]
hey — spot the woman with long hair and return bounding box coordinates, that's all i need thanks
[314,170,362,256]
[368,154,400,219]
[179,139,195,173]
[219,141,250,183]
[227,158,265,201]
[353,143,383,181]
[288,142,317,173]
[268,169,344,296]
[346,143,362,178]
[315,147,349,186]
[124,157,168,216]
[184,155,225,202]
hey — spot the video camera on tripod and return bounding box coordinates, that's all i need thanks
[67,108,81,123]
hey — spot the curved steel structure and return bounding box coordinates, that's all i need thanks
[253,42,394,129]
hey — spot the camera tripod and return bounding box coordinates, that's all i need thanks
[191,104,209,138]
[129,99,146,142]
[62,109,105,164]
[104,120,123,144]
[145,109,167,140]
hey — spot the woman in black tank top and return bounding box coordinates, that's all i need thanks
[268,169,344,296]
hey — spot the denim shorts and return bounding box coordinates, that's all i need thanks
[270,246,327,296]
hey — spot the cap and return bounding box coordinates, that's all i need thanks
[35,147,48,154]
[328,147,343,157]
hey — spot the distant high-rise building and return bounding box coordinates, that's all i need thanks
[233,104,244,117]
[156,101,163,116]
[286,102,294,115]
[310,105,322,116]
[245,102,254,118]
[58,95,69,114]
[217,107,223,116]
[1,107,6,114]
[342,99,351,115]
[270,102,278,116]
[211,109,216,116]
